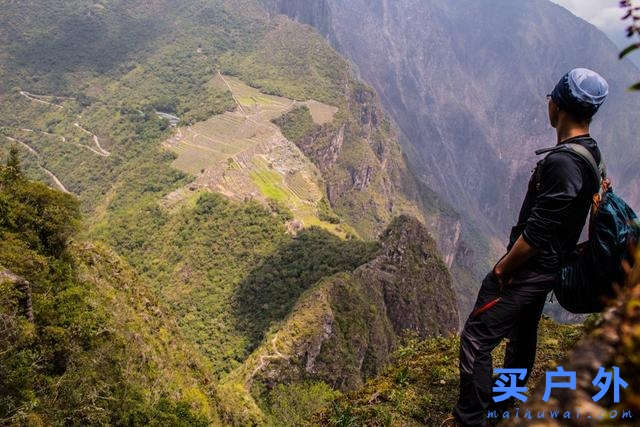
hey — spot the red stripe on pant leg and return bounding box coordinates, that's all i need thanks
[471,297,502,318]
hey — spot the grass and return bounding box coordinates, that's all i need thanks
[250,166,290,201]
[303,100,338,125]
[319,316,584,426]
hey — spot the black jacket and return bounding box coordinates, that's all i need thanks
[508,135,601,273]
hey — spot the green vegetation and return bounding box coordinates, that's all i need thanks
[251,167,292,201]
[267,381,341,426]
[320,317,583,426]
[95,189,378,378]
[0,0,476,424]
[318,197,342,224]
[0,154,217,425]
[216,216,458,425]
[233,227,378,350]
[219,17,349,105]
[272,105,316,142]
[597,247,640,416]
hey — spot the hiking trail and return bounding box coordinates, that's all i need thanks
[4,136,70,194]
[73,123,110,156]
[247,332,290,386]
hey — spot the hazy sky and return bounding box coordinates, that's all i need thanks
[550,0,640,66]
[550,0,632,47]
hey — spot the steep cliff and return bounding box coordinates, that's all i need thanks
[219,15,459,243]
[265,1,640,323]
[0,243,221,425]
[266,0,640,239]
[319,317,583,426]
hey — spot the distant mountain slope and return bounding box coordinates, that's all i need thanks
[266,0,640,239]
[0,1,467,424]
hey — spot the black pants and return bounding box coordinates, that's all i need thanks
[453,269,557,426]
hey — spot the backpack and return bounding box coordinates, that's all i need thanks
[534,143,640,314]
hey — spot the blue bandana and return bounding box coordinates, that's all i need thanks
[551,68,609,119]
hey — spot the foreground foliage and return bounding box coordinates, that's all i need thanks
[320,317,583,426]
[0,155,218,425]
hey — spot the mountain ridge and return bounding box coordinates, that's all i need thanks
[217,215,458,424]
[265,0,640,247]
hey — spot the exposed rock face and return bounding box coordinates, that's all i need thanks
[275,66,487,320]
[218,215,458,423]
[252,216,456,386]
[359,215,459,338]
[266,0,640,246]
[290,80,431,240]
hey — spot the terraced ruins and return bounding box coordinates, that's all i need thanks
[162,73,344,233]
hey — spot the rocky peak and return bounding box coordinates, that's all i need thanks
[221,215,459,419]
[379,215,437,260]
[359,215,459,337]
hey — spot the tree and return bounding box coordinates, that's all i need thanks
[1,147,22,184]
[620,0,640,89]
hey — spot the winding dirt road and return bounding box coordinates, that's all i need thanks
[19,90,111,157]
[19,91,64,109]
[21,127,107,158]
[4,136,70,194]
[73,123,110,156]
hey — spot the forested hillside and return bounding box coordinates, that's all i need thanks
[0,152,218,425]
[0,0,468,424]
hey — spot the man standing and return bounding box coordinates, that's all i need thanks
[452,68,610,426]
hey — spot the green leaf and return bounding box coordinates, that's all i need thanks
[619,43,640,59]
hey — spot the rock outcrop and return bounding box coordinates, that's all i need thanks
[219,215,458,423]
